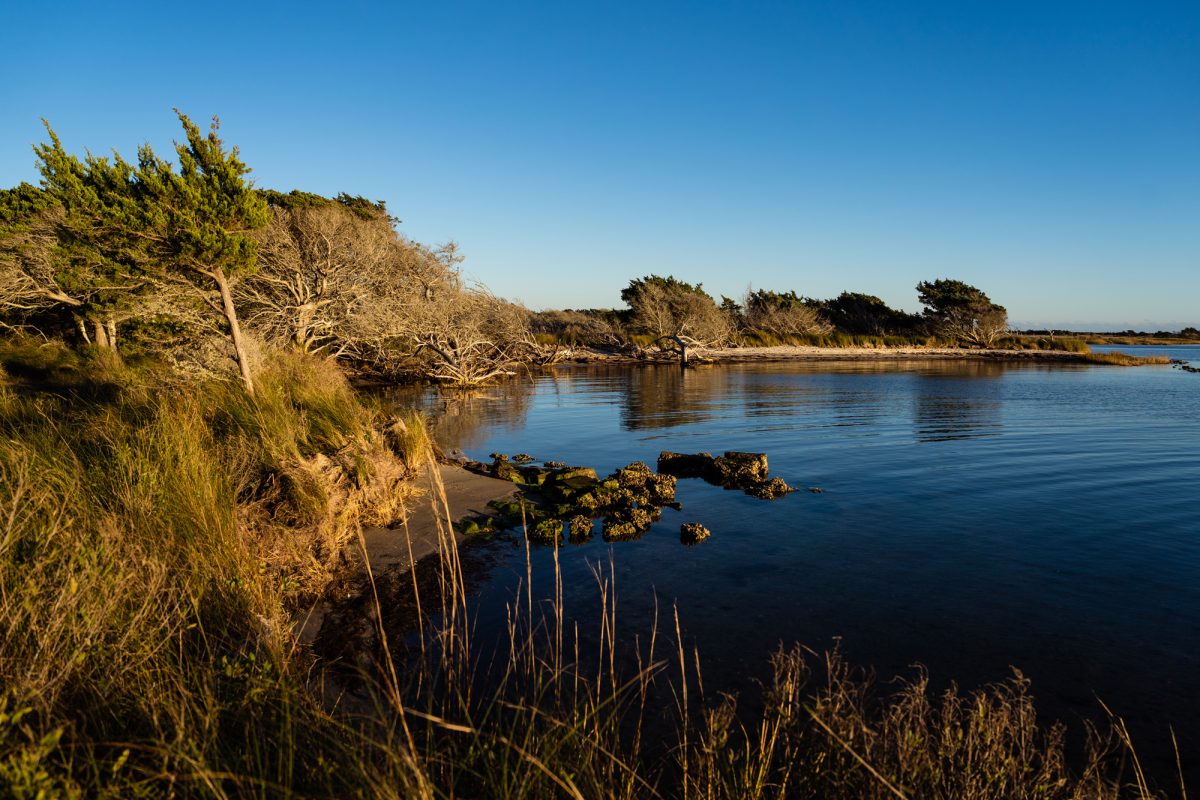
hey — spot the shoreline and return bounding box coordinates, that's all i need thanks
[560,344,1111,365]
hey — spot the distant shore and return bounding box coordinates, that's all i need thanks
[562,344,1159,365]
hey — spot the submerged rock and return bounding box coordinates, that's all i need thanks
[657,451,718,479]
[680,522,710,545]
[746,477,791,500]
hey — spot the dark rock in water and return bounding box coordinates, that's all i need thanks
[624,507,654,531]
[573,491,604,513]
[715,451,769,484]
[618,461,653,480]
[568,515,594,542]
[808,487,824,494]
[544,460,567,469]
[528,517,563,545]
[602,517,640,541]
[657,451,718,479]
[512,453,536,463]
[518,465,550,486]
[462,453,689,544]
[746,477,791,500]
[680,522,710,544]
[616,461,677,506]
[659,450,770,488]
[646,473,678,504]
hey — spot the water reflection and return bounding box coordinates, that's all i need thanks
[619,365,720,430]
[367,357,1200,786]
[378,379,536,452]
[912,367,1004,442]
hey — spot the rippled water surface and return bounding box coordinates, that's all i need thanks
[387,349,1200,773]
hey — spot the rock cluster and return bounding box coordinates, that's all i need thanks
[455,448,796,547]
[456,455,679,544]
[657,451,794,499]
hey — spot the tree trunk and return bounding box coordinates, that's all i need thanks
[212,269,256,395]
[76,317,91,345]
[105,317,118,350]
[92,320,109,349]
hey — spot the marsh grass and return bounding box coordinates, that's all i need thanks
[0,340,1187,798]
[735,331,939,348]
[1079,351,1172,366]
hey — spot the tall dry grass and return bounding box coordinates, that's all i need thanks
[0,339,1187,798]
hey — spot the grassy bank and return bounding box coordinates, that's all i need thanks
[0,341,422,797]
[0,341,1185,798]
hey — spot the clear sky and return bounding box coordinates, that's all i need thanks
[2,1,1197,329]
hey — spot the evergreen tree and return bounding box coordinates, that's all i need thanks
[35,112,268,390]
[915,279,1008,347]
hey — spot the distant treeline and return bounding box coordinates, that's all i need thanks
[533,275,1012,349]
[6,113,1188,393]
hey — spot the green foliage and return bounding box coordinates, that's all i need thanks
[915,278,1008,347]
[260,188,392,222]
[819,291,924,336]
[133,110,269,281]
[619,274,711,307]
[0,182,56,226]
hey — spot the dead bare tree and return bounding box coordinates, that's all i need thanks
[242,202,387,353]
[240,195,536,385]
[623,275,733,345]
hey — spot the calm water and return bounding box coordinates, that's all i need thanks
[388,348,1200,777]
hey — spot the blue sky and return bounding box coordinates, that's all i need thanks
[2,1,1197,329]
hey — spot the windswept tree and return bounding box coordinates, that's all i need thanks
[35,112,269,391]
[621,275,731,345]
[0,175,152,351]
[743,288,831,336]
[0,184,70,332]
[241,191,407,354]
[916,278,1008,347]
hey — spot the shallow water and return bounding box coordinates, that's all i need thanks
[385,349,1200,779]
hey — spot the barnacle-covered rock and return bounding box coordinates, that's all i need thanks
[528,518,563,545]
[680,522,710,545]
[568,515,594,542]
[746,477,791,500]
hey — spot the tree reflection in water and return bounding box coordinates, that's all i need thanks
[912,363,1005,442]
[377,378,536,453]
